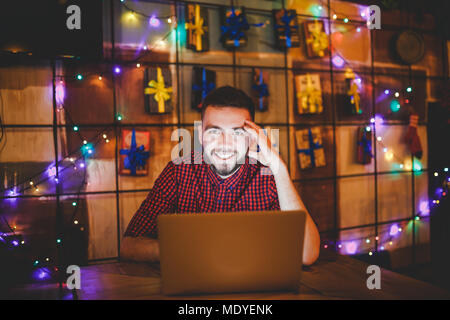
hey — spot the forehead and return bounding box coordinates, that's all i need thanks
[202,106,251,129]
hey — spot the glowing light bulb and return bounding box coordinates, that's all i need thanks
[377,136,382,141]
[366,239,370,244]
[344,18,349,23]
[332,14,337,20]
[394,92,400,97]
[73,126,79,131]
[385,150,394,161]
[149,16,160,27]
[103,134,107,139]
[390,224,399,236]
[384,89,390,95]
[136,63,141,68]
[74,220,79,225]
[76,74,83,80]
[98,76,102,80]
[406,86,412,93]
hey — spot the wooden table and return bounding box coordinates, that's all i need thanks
[78,250,450,300]
[8,250,450,300]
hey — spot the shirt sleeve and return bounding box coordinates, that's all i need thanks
[123,161,178,238]
[265,168,280,211]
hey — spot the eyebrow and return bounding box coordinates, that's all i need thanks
[204,125,245,131]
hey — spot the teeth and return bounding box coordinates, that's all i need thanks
[214,151,234,160]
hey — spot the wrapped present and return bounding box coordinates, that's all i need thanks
[404,112,423,159]
[120,129,150,176]
[272,9,300,49]
[345,68,362,115]
[185,4,209,52]
[251,68,269,112]
[295,127,326,169]
[295,73,323,114]
[192,67,216,111]
[303,19,329,58]
[220,7,249,49]
[144,67,173,114]
[356,126,373,164]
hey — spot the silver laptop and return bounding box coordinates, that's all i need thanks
[157,210,306,295]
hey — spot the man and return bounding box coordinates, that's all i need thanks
[121,86,320,265]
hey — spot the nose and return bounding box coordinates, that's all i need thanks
[218,130,235,148]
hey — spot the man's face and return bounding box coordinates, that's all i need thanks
[200,106,252,176]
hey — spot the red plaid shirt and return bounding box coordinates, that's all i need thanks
[124,150,280,238]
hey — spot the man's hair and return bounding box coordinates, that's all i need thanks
[201,86,255,121]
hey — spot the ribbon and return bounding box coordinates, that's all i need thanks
[185,4,206,51]
[306,19,328,57]
[345,68,361,114]
[275,10,298,48]
[358,131,373,159]
[145,67,173,113]
[192,68,215,101]
[347,82,361,114]
[120,129,150,176]
[297,128,323,168]
[296,74,322,113]
[220,7,250,47]
[252,71,269,111]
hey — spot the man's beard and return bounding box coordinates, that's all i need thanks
[204,148,246,176]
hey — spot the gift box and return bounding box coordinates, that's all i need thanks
[272,9,300,49]
[192,67,216,111]
[220,7,249,49]
[295,127,326,169]
[345,68,362,115]
[185,4,209,52]
[120,129,150,176]
[251,68,269,112]
[295,73,323,114]
[144,67,173,114]
[356,126,373,164]
[303,19,329,58]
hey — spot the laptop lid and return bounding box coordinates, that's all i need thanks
[158,210,306,295]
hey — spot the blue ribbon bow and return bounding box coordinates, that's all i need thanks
[275,10,298,48]
[358,131,373,159]
[120,129,150,176]
[297,128,323,168]
[193,68,215,100]
[220,7,251,47]
[252,71,269,111]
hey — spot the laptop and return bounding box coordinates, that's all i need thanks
[157,210,306,296]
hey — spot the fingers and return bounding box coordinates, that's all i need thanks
[244,120,261,131]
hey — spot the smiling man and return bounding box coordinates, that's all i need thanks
[120,86,320,265]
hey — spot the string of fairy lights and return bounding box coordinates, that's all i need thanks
[0,1,446,281]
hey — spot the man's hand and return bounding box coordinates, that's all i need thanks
[243,120,282,171]
[120,237,160,262]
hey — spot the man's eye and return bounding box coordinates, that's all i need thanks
[233,129,245,136]
[207,129,220,135]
